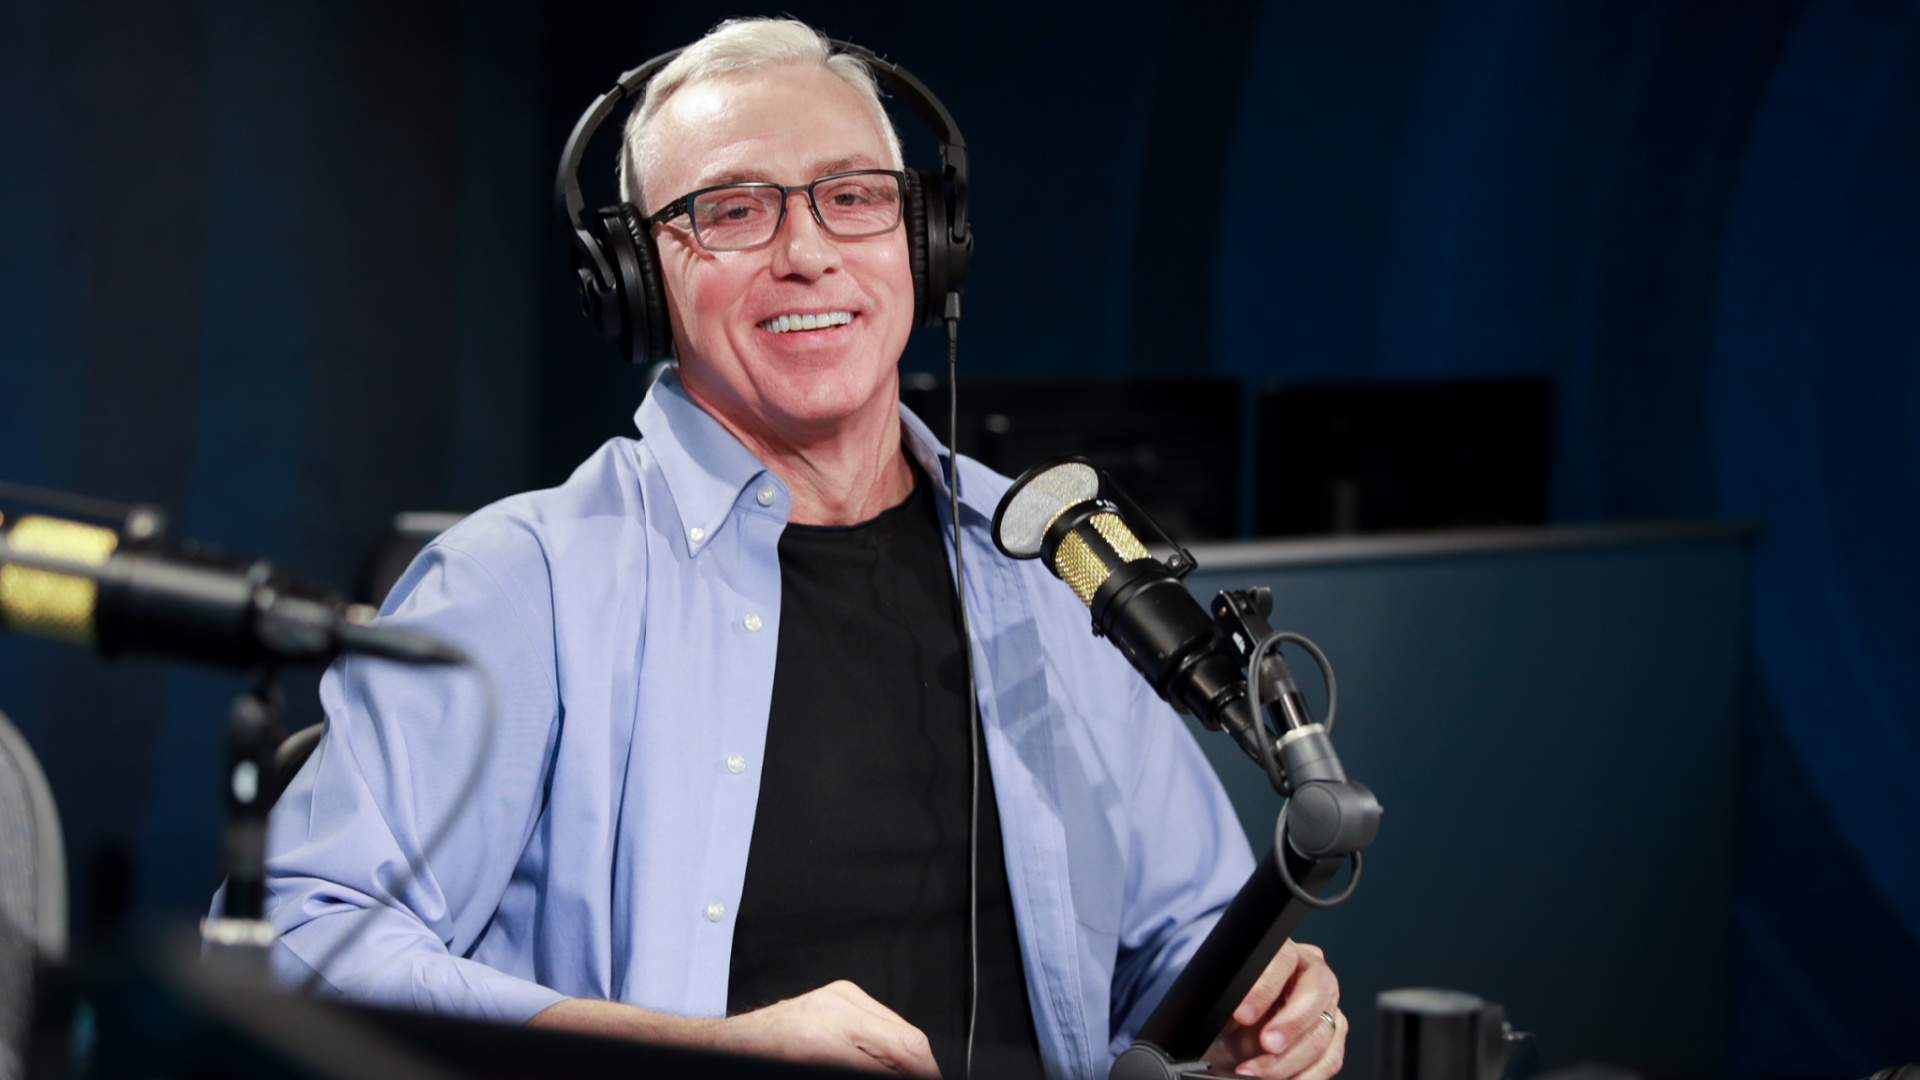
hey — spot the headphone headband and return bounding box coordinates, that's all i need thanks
[554,49,674,255]
[830,43,970,243]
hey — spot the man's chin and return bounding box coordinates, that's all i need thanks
[685,370,899,444]
[758,382,900,435]
[750,352,897,415]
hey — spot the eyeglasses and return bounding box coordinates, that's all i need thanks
[645,169,906,252]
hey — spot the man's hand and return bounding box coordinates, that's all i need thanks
[529,980,940,1077]
[714,981,941,1077]
[1203,939,1344,1079]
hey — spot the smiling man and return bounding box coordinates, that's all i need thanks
[259,18,1344,1080]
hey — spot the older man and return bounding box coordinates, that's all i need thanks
[260,18,1344,1080]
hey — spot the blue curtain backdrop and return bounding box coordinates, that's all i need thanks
[1,0,1915,1073]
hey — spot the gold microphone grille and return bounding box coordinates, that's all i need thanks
[0,515,119,644]
[1091,512,1151,562]
[1052,512,1151,606]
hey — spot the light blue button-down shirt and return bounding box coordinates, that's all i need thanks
[260,372,1254,1080]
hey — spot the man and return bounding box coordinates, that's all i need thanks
[260,18,1344,1080]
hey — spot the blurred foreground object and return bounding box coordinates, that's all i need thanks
[0,709,65,1080]
[0,481,465,668]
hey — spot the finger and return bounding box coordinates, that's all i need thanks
[1235,1008,1344,1080]
[779,984,936,1077]
[1291,1009,1347,1080]
[788,1024,900,1076]
[849,1018,941,1079]
[1205,1017,1265,1070]
[1253,947,1339,1056]
[820,987,937,1080]
[1256,1005,1336,1079]
[1233,939,1304,1026]
[834,1045,910,1076]
[1216,945,1336,1063]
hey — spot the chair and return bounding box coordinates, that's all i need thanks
[0,709,66,1080]
[271,722,326,810]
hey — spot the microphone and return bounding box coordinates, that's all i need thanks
[0,508,464,668]
[990,459,1266,761]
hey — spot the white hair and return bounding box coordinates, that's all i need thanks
[619,18,906,212]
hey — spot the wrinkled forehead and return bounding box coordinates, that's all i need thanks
[644,65,895,209]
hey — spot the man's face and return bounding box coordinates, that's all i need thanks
[645,64,915,443]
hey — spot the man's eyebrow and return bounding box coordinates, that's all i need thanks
[809,155,883,177]
[691,155,888,190]
[694,167,766,188]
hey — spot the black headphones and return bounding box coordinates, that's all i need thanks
[554,41,974,365]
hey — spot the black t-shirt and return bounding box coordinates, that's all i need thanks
[727,462,1044,1080]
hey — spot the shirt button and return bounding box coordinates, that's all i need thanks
[726,754,746,774]
[756,486,776,507]
[688,526,705,544]
[743,613,763,632]
[705,901,725,922]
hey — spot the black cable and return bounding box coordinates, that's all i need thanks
[942,293,981,1080]
[1244,628,1358,909]
[297,655,501,994]
[1243,630,1289,791]
[1270,803,1363,911]
[1244,629,1341,782]
[1270,631,1338,733]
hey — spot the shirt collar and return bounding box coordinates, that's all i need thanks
[633,369,1002,548]
[899,397,1009,529]
[634,370,773,552]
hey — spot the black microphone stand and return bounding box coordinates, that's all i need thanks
[199,672,285,976]
[1112,588,1381,1080]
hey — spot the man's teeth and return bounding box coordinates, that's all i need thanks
[758,311,855,333]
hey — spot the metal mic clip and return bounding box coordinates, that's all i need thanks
[1097,473,1195,579]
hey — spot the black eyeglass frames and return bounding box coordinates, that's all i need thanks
[645,170,907,252]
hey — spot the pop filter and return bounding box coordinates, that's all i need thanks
[990,459,1100,560]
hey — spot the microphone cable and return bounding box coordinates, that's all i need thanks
[1244,630,1338,791]
[1244,629,1361,910]
[941,292,982,1080]
[295,652,501,995]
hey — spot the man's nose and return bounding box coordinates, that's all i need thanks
[769,190,840,279]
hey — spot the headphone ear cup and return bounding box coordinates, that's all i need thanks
[573,222,626,346]
[598,204,675,364]
[906,168,972,327]
[904,170,937,328]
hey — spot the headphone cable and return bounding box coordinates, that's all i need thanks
[941,292,980,1080]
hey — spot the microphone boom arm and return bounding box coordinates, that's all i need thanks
[1112,588,1381,1080]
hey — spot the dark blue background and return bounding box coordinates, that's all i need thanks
[2,0,1916,1073]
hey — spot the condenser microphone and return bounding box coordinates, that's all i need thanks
[0,511,464,668]
[991,459,1265,759]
